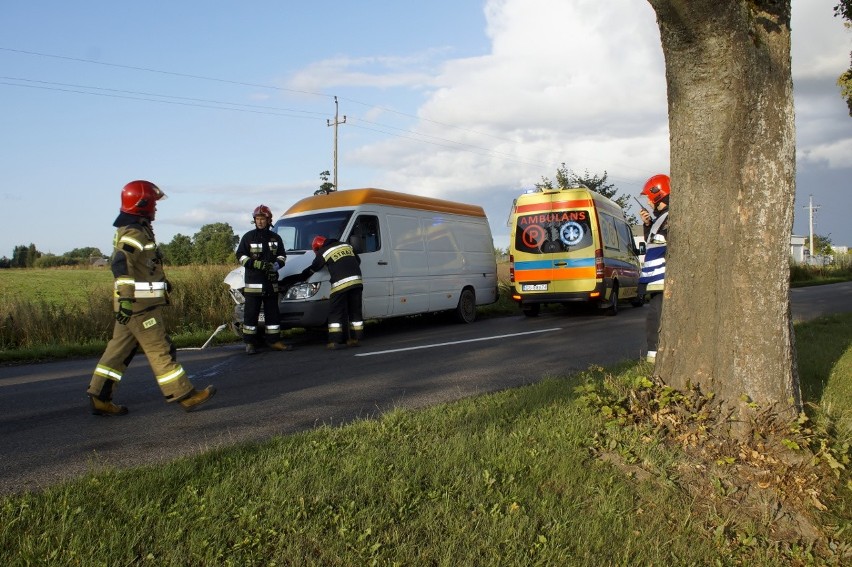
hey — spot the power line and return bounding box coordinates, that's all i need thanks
[1,76,329,119]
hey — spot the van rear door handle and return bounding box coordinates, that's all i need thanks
[378,261,388,265]
[554,261,567,267]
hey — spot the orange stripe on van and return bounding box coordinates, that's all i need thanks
[514,199,594,214]
[284,188,487,218]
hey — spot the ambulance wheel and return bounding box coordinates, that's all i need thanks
[455,288,477,324]
[604,286,619,316]
[522,303,540,317]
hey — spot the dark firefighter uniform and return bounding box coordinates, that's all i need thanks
[303,238,364,347]
[236,226,287,346]
[88,213,195,403]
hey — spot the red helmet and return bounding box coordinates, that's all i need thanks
[311,235,326,252]
[120,180,166,218]
[253,204,273,223]
[641,174,670,205]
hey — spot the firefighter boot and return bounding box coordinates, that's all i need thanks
[269,341,293,351]
[178,386,217,412]
[90,396,129,416]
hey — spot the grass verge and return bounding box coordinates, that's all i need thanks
[1,314,849,566]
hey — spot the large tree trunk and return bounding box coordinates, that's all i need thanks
[646,0,801,432]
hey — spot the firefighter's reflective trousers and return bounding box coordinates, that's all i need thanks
[88,306,194,402]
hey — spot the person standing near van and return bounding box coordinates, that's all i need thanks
[638,174,670,364]
[237,204,292,354]
[301,236,364,349]
[87,180,216,415]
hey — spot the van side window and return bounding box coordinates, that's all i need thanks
[600,214,620,251]
[348,215,381,254]
[615,220,635,254]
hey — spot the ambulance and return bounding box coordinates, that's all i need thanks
[225,188,498,331]
[507,186,642,316]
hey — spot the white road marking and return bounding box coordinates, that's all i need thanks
[354,328,563,357]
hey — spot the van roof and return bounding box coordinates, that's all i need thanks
[513,187,623,218]
[283,188,487,218]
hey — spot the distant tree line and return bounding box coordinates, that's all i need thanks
[1,223,239,268]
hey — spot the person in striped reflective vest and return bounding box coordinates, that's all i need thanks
[301,236,364,349]
[87,180,216,416]
[638,174,670,364]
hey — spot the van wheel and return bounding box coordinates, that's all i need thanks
[522,303,540,317]
[455,288,477,324]
[605,286,619,316]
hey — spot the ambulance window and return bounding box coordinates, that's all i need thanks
[615,221,635,254]
[514,210,593,254]
[600,214,620,251]
[348,215,381,254]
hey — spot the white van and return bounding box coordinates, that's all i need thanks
[224,188,498,331]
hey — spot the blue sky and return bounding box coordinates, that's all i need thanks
[1,0,850,258]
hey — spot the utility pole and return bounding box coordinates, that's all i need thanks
[804,194,820,257]
[327,96,346,192]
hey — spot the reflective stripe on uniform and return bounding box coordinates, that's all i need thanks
[156,366,186,386]
[350,320,364,330]
[244,283,265,294]
[133,281,168,298]
[118,234,145,251]
[243,325,258,335]
[330,275,362,293]
[94,364,123,381]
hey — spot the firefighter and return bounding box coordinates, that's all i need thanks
[638,173,670,364]
[301,235,364,349]
[87,180,216,415]
[236,204,291,354]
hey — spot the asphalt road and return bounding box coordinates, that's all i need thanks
[1,281,850,496]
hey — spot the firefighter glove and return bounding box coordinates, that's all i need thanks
[300,267,313,280]
[251,260,270,271]
[115,299,133,325]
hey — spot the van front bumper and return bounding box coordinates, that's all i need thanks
[278,297,330,328]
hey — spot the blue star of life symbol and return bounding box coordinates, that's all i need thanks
[559,221,584,246]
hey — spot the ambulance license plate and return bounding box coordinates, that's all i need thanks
[522,283,548,291]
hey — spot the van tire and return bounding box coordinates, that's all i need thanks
[604,285,619,316]
[455,288,477,324]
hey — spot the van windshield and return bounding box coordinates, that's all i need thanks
[273,211,353,251]
[514,210,594,254]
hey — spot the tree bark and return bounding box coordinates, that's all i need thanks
[645,0,801,432]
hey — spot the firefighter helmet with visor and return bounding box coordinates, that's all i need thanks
[120,180,166,219]
[641,174,671,205]
[311,235,326,252]
[253,204,273,224]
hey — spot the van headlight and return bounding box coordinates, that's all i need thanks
[283,282,321,300]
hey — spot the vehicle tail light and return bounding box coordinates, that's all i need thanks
[595,249,604,278]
